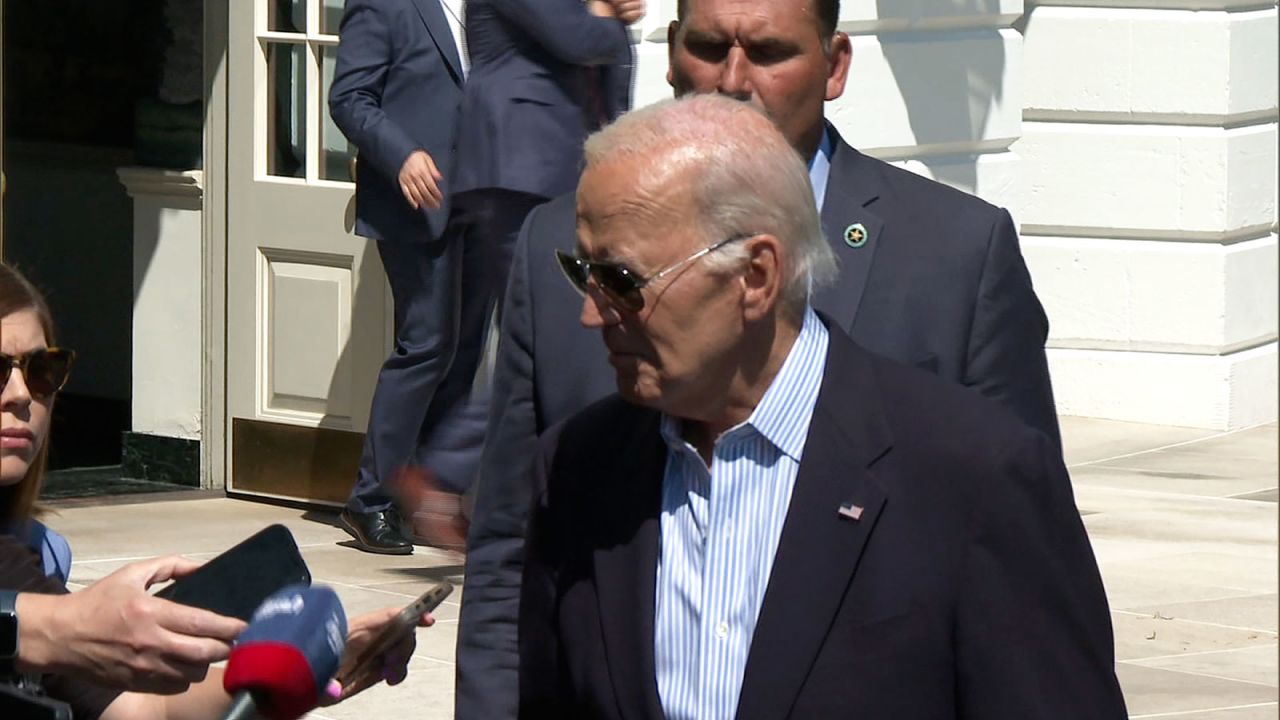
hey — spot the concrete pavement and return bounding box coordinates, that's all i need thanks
[47,417,1278,718]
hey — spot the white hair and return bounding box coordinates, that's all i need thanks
[582,95,837,319]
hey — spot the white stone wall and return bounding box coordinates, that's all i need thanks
[120,168,205,441]
[1020,1,1278,429]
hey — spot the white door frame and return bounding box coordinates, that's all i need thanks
[217,0,389,503]
[202,0,230,489]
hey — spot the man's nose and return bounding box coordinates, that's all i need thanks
[717,46,753,100]
[579,283,622,329]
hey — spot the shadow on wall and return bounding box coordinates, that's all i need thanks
[873,0,1008,194]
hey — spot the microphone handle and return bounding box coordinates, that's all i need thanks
[221,691,259,720]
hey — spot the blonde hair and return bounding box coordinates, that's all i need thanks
[0,262,58,525]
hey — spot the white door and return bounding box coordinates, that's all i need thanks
[226,0,390,503]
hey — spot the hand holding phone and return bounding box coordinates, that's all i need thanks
[16,556,246,695]
[331,581,453,699]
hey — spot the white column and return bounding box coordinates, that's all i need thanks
[118,168,205,441]
[1020,1,1278,429]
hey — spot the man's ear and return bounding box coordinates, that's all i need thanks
[740,235,784,322]
[825,31,852,101]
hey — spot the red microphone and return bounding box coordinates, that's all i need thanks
[221,585,347,720]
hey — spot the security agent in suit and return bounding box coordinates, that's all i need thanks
[328,0,466,554]
[457,0,1059,712]
[520,94,1125,719]
[453,0,641,204]
[406,0,643,541]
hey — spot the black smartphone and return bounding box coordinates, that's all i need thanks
[334,581,454,691]
[0,684,73,720]
[154,524,312,622]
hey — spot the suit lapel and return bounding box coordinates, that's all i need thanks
[736,328,895,720]
[593,412,668,720]
[409,0,464,84]
[814,126,886,333]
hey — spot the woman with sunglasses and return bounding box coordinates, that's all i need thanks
[1,263,75,584]
[1,263,437,719]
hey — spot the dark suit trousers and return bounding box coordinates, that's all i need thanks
[349,223,464,514]
[411,189,547,495]
[350,188,540,511]
[350,192,545,511]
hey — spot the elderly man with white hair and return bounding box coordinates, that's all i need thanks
[517,95,1126,720]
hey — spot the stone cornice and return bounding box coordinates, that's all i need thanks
[117,167,205,200]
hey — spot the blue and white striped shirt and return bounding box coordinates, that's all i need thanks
[654,307,830,720]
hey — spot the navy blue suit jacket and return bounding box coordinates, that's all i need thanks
[456,128,1061,718]
[519,321,1125,718]
[453,0,633,199]
[329,0,465,242]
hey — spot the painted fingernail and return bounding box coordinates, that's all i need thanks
[325,679,343,699]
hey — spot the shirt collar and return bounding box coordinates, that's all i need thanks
[807,126,834,212]
[659,307,830,463]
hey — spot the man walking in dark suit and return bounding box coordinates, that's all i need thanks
[404,0,645,551]
[520,94,1126,718]
[458,0,1060,712]
[328,0,465,554]
[454,0,643,205]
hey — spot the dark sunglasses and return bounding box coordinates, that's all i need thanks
[555,234,750,313]
[1,348,75,397]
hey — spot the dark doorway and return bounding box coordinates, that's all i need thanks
[2,1,166,470]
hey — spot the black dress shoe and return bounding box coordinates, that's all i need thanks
[339,509,413,555]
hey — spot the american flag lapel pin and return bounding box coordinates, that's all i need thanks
[837,502,864,521]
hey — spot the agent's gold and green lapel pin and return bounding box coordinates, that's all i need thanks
[843,223,869,248]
